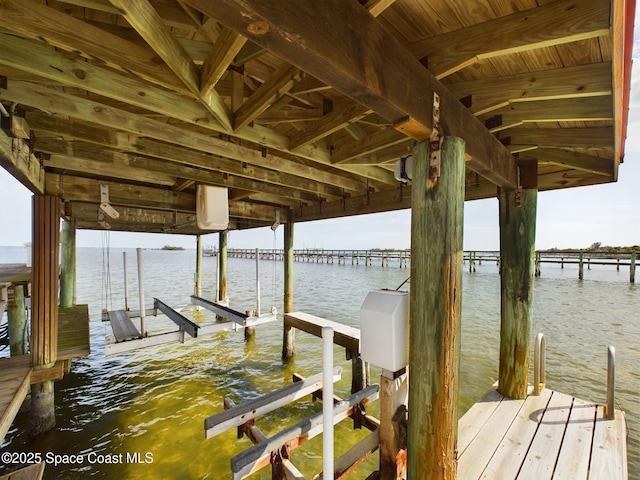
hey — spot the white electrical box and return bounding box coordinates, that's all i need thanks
[360,289,409,372]
[196,185,229,231]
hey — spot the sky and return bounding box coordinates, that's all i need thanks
[1,14,639,252]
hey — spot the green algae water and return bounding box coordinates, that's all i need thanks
[0,246,638,479]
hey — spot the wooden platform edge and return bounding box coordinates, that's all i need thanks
[0,461,45,480]
[284,311,360,353]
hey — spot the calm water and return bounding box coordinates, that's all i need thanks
[0,246,638,479]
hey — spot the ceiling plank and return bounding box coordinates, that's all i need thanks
[407,0,611,79]
[505,128,613,149]
[483,96,614,133]
[0,0,189,95]
[184,0,517,189]
[108,0,234,131]
[527,148,613,176]
[200,26,247,99]
[446,62,612,116]
[234,63,304,131]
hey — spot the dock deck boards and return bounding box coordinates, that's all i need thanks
[457,386,628,479]
[0,355,31,442]
[107,310,141,342]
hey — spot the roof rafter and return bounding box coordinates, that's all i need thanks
[184,0,517,189]
[200,26,247,99]
[0,0,189,95]
[109,0,234,131]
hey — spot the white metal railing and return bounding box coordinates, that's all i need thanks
[605,345,616,419]
[533,332,546,396]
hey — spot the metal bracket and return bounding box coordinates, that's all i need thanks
[99,184,120,219]
[429,92,442,183]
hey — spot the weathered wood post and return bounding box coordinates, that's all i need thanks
[282,219,295,359]
[218,230,228,303]
[59,218,76,308]
[8,284,27,356]
[498,160,537,400]
[380,371,408,479]
[578,251,584,280]
[408,137,465,480]
[630,251,636,284]
[195,235,203,297]
[30,195,61,435]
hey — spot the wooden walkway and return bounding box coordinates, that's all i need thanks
[0,356,31,442]
[457,386,627,479]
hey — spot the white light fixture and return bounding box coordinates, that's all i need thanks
[394,154,413,183]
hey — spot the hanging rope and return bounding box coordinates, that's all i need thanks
[101,231,113,313]
[272,228,278,312]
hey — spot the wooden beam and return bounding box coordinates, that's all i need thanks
[2,83,368,194]
[184,0,517,189]
[0,133,44,194]
[0,0,189,95]
[0,31,392,184]
[407,0,611,78]
[234,63,304,131]
[45,174,195,212]
[446,63,612,116]
[34,136,340,201]
[408,138,465,479]
[200,26,247,98]
[108,0,233,131]
[498,181,537,399]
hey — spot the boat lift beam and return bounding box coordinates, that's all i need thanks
[190,295,278,328]
[154,298,200,338]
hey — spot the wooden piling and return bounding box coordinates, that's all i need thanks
[282,220,295,359]
[408,137,465,480]
[59,218,76,308]
[498,161,537,400]
[8,284,26,356]
[30,195,61,435]
[380,371,408,479]
[578,251,584,280]
[218,230,228,302]
[630,252,636,284]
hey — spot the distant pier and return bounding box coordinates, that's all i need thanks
[205,248,637,282]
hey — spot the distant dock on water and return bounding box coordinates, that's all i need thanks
[205,248,638,283]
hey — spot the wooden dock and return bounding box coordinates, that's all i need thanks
[215,249,638,282]
[457,385,627,479]
[0,356,31,442]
